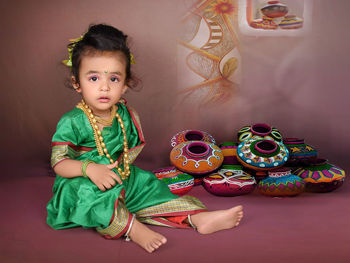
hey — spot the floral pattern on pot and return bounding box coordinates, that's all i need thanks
[153,166,194,195]
[257,168,304,197]
[170,130,216,147]
[237,123,283,143]
[170,141,223,175]
[293,158,345,193]
[237,138,289,170]
[203,165,256,196]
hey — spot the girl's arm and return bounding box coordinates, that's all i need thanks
[54,159,88,178]
[54,159,123,191]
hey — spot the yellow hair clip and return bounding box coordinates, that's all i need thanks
[130,53,136,64]
[62,34,85,67]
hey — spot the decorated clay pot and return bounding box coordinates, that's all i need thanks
[237,138,289,170]
[283,138,317,166]
[245,168,268,182]
[237,123,283,143]
[193,177,204,186]
[219,142,240,165]
[250,16,278,30]
[261,1,289,18]
[279,15,303,29]
[170,130,216,147]
[293,158,346,193]
[170,141,224,175]
[257,168,305,197]
[153,166,194,195]
[203,165,256,196]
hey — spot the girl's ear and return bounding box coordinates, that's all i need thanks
[72,76,81,93]
[122,84,128,94]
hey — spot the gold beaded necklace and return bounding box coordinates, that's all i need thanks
[94,106,116,126]
[77,100,130,179]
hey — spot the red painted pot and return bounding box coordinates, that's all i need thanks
[203,165,256,196]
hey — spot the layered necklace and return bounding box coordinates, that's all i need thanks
[77,100,130,179]
[94,110,115,126]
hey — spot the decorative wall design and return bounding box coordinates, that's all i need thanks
[178,0,241,106]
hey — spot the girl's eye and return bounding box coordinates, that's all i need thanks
[89,76,99,82]
[111,77,119,82]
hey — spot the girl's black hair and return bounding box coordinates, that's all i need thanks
[68,24,138,89]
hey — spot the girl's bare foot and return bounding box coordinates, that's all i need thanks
[128,219,167,253]
[190,205,243,234]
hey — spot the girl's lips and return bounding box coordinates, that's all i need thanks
[99,97,110,103]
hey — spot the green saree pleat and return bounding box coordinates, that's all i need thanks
[47,103,179,230]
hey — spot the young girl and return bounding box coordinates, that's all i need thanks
[47,24,243,253]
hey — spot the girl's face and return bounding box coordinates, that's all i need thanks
[73,51,128,116]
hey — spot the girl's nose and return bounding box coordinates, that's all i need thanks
[100,79,110,91]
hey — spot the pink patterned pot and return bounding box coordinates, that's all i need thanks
[203,165,256,196]
[170,130,216,147]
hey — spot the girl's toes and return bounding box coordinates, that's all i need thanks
[152,241,160,249]
[154,240,162,247]
[147,245,155,253]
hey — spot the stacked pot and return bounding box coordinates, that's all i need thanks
[154,125,346,197]
[235,123,305,197]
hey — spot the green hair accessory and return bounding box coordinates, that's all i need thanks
[62,34,85,67]
[130,53,136,65]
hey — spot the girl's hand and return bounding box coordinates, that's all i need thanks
[85,161,123,191]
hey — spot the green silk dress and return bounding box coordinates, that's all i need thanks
[47,102,206,238]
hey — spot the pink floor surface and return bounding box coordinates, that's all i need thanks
[1,163,349,263]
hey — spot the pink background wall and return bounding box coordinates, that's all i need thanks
[1,0,349,173]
